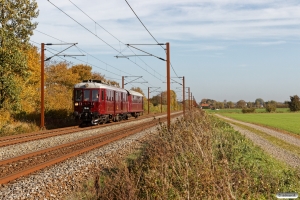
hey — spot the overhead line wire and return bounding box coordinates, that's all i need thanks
[47,0,164,82]
[68,0,164,82]
[30,40,122,77]
[124,0,180,78]
[34,30,132,76]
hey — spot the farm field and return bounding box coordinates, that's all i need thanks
[214,111,300,135]
[207,108,290,114]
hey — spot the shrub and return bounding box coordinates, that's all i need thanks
[242,108,256,113]
[288,95,300,112]
[266,101,277,113]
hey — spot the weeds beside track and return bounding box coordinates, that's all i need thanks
[70,110,300,199]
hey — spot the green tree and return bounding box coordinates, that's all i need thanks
[288,95,300,112]
[266,100,276,113]
[0,0,38,110]
[226,101,234,108]
[236,100,246,108]
[255,98,264,108]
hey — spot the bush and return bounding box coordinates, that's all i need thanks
[288,95,300,112]
[266,101,277,113]
[242,108,256,113]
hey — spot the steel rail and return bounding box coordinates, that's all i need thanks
[0,112,183,185]
[0,113,166,148]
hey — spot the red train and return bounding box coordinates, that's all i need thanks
[73,80,144,125]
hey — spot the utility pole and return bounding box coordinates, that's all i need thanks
[188,87,190,110]
[161,92,162,113]
[121,76,146,89]
[148,87,150,114]
[183,76,185,116]
[191,92,193,110]
[40,42,82,129]
[166,43,171,129]
[41,43,45,129]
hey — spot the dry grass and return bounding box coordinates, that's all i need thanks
[69,110,300,200]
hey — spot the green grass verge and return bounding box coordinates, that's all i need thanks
[221,118,300,160]
[218,112,300,135]
[206,108,290,114]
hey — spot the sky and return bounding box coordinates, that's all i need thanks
[31,0,300,103]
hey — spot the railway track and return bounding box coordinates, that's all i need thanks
[0,112,164,148]
[0,112,182,185]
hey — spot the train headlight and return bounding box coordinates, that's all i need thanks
[75,102,79,106]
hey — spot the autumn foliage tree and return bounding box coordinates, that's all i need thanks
[0,0,38,111]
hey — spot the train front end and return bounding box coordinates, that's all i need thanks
[73,81,102,125]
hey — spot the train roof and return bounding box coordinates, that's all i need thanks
[74,81,127,93]
[127,90,144,97]
[74,81,144,97]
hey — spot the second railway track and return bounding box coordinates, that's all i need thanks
[0,112,165,148]
[0,112,182,185]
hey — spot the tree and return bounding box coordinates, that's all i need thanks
[266,100,276,112]
[18,45,41,113]
[45,62,79,111]
[226,101,234,108]
[0,0,39,110]
[255,98,264,108]
[288,95,300,112]
[71,64,93,81]
[236,100,246,108]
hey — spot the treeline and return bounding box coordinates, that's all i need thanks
[0,44,120,127]
[200,96,300,112]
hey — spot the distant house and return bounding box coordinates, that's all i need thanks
[201,103,210,109]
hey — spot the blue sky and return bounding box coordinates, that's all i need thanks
[32,0,300,103]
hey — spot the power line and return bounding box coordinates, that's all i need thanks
[30,40,123,77]
[47,0,164,82]
[68,0,165,82]
[34,30,131,76]
[124,0,180,78]
[34,30,159,89]
[31,39,152,90]
[124,0,163,49]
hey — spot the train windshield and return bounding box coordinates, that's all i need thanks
[75,90,82,101]
[83,90,90,101]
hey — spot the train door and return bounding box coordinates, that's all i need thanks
[92,89,99,113]
[121,93,123,112]
[100,89,105,114]
[113,91,116,116]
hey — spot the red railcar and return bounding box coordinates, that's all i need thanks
[73,80,143,125]
[127,90,144,117]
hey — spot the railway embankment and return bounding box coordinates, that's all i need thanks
[67,110,299,199]
[0,113,180,199]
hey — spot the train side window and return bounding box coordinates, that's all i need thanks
[84,90,90,101]
[92,90,99,102]
[75,90,82,101]
[102,90,104,101]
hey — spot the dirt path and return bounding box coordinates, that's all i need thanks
[215,114,300,169]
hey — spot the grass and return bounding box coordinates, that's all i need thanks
[219,112,300,135]
[206,108,290,114]
[223,119,300,158]
[68,110,300,199]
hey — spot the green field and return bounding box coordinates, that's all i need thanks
[206,108,290,114]
[216,112,300,135]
